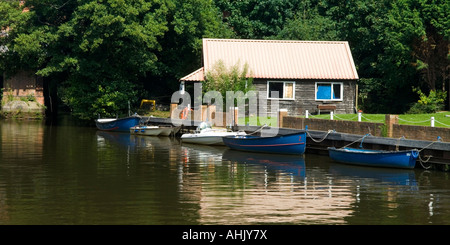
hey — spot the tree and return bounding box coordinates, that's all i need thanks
[204,60,254,111]
[1,0,171,120]
[215,0,302,39]
[148,0,234,102]
[385,0,449,109]
[277,1,339,41]
[49,0,170,119]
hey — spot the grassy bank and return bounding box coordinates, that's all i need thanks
[304,111,450,128]
[161,109,450,128]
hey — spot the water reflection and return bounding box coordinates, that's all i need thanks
[329,163,418,188]
[1,120,450,225]
[223,150,306,178]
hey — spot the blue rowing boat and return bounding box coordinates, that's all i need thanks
[328,147,419,169]
[95,115,141,132]
[222,132,306,154]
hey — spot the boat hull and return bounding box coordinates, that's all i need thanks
[130,126,177,136]
[159,127,174,136]
[130,126,163,136]
[328,147,419,169]
[95,116,140,132]
[181,130,246,145]
[222,132,306,154]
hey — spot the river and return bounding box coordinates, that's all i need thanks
[0,117,449,226]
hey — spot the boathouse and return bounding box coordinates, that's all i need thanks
[179,38,359,117]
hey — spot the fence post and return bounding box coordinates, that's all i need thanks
[358,112,362,122]
[330,111,334,120]
[305,110,309,118]
[385,114,398,138]
[431,117,435,127]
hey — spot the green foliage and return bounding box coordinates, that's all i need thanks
[58,78,140,120]
[151,0,233,98]
[277,4,338,41]
[1,0,449,120]
[407,88,447,114]
[215,0,302,39]
[204,60,254,108]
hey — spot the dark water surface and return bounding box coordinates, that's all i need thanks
[1,118,450,225]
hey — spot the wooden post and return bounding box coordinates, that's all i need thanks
[234,107,239,126]
[385,114,398,138]
[170,103,177,119]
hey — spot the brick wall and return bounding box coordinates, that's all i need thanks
[282,115,450,141]
[282,116,384,136]
[392,124,450,142]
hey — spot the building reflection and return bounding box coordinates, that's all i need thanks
[176,145,352,224]
[0,120,45,223]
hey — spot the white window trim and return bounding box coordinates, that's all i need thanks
[266,81,296,100]
[315,82,344,101]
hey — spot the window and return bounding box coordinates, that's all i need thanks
[315,82,343,101]
[267,81,295,100]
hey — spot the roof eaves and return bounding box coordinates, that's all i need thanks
[180,67,205,82]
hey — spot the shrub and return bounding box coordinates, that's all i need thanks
[407,88,447,114]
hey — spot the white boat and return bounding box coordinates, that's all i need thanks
[181,122,246,145]
[130,125,179,136]
[130,125,163,136]
[159,127,174,136]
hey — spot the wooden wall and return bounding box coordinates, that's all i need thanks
[252,79,356,117]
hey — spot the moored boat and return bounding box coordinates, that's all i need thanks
[130,125,179,136]
[95,115,141,132]
[130,125,163,136]
[328,147,419,169]
[222,131,306,154]
[181,122,246,145]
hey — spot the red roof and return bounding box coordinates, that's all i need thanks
[181,38,359,81]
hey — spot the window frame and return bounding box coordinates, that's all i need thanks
[315,82,344,101]
[266,81,296,100]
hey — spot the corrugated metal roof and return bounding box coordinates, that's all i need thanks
[179,67,204,81]
[181,38,359,81]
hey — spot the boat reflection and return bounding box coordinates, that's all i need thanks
[96,131,136,147]
[96,131,176,149]
[329,163,418,188]
[222,149,306,178]
[180,144,227,166]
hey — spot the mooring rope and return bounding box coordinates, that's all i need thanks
[340,133,372,149]
[416,137,444,170]
[395,136,405,151]
[306,129,334,143]
[418,154,433,166]
[247,124,268,135]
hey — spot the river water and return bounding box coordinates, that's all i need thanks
[0,117,450,226]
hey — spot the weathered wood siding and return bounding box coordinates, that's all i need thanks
[252,79,356,116]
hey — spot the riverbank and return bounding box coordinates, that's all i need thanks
[144,115,450,171]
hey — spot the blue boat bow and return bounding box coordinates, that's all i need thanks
[328,147,419,169]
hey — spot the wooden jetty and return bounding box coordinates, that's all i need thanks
[143,117,450,171]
